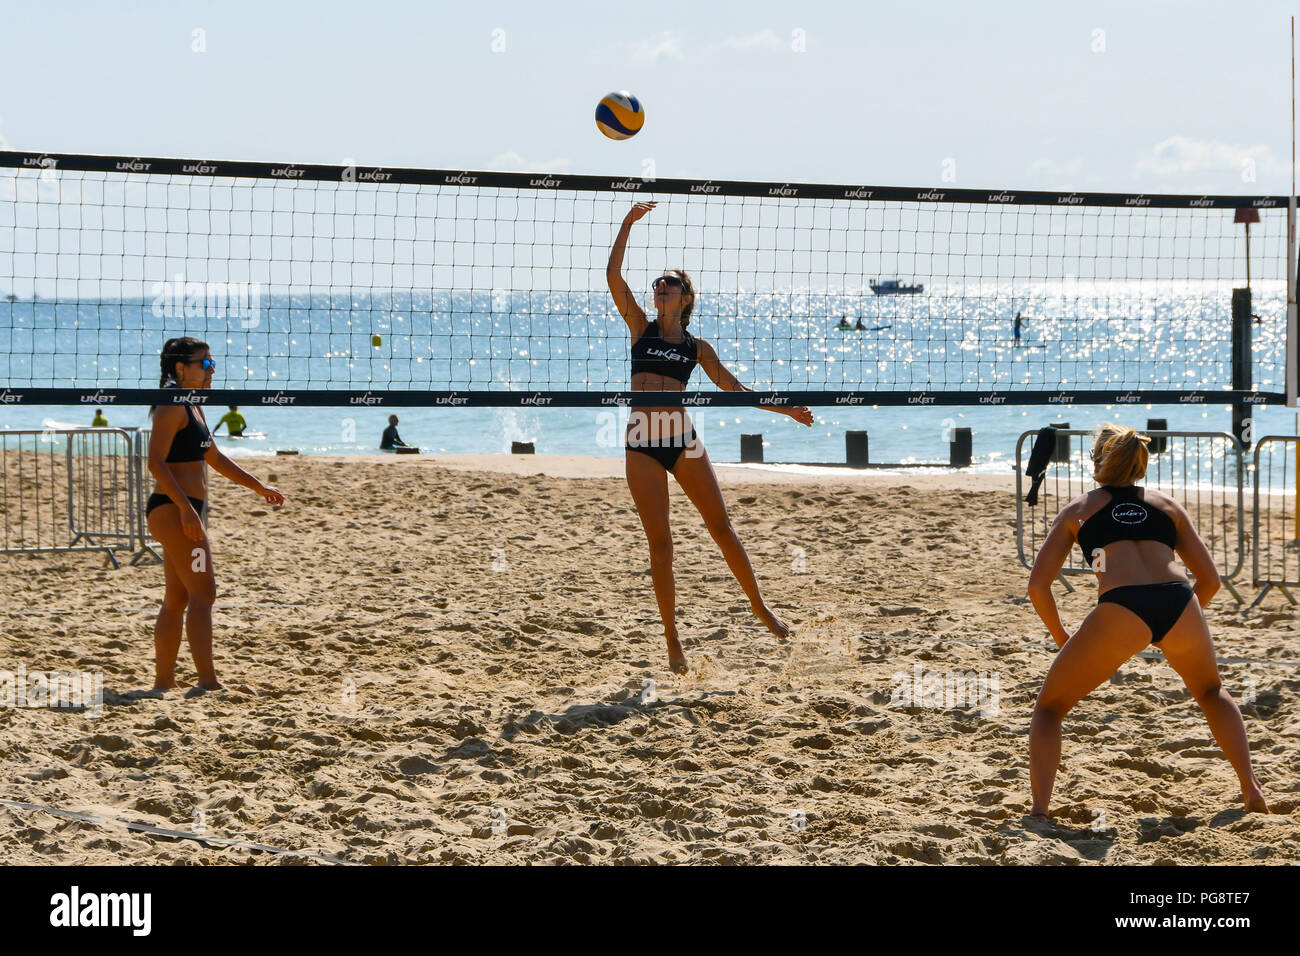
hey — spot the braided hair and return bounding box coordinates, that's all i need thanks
[150,336,209,416]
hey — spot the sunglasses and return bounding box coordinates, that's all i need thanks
[188,358,217,371]
[652,275,685,292]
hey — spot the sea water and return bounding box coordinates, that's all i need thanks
[0,283,1293,475]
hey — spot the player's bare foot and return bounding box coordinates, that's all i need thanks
[753,602,790,641]
[152,676,192,690]
[666,634,688,674]
[1244,788,1269,814]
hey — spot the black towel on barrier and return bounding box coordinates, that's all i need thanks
[1023,426,1056,507]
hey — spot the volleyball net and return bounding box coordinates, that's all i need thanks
[0,149,1292,408]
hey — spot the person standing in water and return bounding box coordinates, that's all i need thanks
[213,405,247,437]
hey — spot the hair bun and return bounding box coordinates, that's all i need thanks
[1091,423,1150,486]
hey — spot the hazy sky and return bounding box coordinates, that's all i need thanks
[1,0,1296,194]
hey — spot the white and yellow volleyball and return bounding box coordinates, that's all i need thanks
[595,91,645,141]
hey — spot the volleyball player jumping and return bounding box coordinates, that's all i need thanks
[1026,425,1268,818]
[146,337,285,690]
[608,201,813,674]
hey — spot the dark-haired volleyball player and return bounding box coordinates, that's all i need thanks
[1027,424,1267,817]
[608,201,814,674]
[147,337,285,690]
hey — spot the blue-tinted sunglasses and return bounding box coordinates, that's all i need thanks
[189,357,217,371]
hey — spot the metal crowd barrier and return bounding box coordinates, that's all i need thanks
[1250,435,1300,608]
[129,428,163,565]
[0,427,139,568]
[1016,429,1246,604]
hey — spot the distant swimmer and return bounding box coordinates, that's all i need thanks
[1014,311,1026,346]
[1026,424,1268,819]
[213,405,246,437]
[91,408,108,427]
[380,414,414,450]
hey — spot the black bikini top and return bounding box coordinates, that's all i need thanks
[166,405,213,463]
[630,320,698,384]
[1076,485,1177,566]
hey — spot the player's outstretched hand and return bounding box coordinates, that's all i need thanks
[257,483,285,506]
[624,201,657,225]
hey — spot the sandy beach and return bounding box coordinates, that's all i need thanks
[1,453,1296,865]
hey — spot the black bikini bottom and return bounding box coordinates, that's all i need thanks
[626,427,698,472]
[146,492,207,519]
[1097,581,1195,644]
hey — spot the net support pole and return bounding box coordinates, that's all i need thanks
[1232,287,1253,451]
[1291,17,1299,536]
[1290,15,1299,409]
[1290,194,1298,408]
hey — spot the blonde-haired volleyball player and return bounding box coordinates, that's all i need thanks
[147,337,285,690]
[608,201,813,674]
[1027,424,1267,818]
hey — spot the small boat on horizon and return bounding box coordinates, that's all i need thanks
[870,279,924,295]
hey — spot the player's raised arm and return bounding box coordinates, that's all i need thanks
[607,202,656,337]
